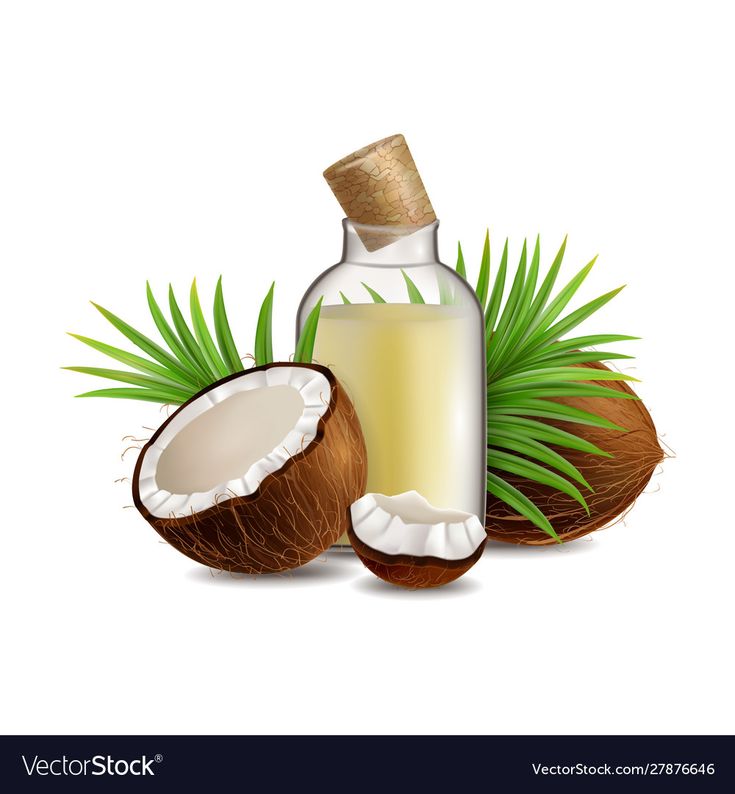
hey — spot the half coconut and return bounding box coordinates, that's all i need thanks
[133,363,366,574]
[348,491,487,588]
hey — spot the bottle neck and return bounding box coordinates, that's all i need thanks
[340,219,440,266]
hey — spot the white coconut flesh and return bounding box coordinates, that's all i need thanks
[350,491,486,560]
[137,366,332,518]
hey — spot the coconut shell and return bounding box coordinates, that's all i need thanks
[486,362,664,545]
[133,364,367,573]
[347,526,486,589]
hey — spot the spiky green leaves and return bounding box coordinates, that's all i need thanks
[189,279,230,380]
[252,284,323,365]
[475,231,491,309]
[67,279,323,404]
[361,282,386,303]
[213,278,244,375]
[458,234,638,540]
[294,298,323,364]
[254,282,275,367]
[401,270,426,304]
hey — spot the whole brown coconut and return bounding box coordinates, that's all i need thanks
[486,362,664,544]
[133,363,367,573]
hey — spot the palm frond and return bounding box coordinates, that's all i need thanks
[168,285,212,377]
[486,240,527,375]
[91,301,197,387]
[254,282,275,366]
[490,398,627,431]
[488,449,590,512]
[487,472,559,539]
[213,276,243,373]
[146,282,208,385]
[75,386,191,404]
[401,270,425,304]
[67,333,195,389]
[67,278,323,403]
[294,297,323,364]
[63,365,188,392]
[475,230,490,310]
[484,239,508,337]
[491,415,612,457]
[458,232,635,540]
[190,279,229,379]
[488,430,592,490]
[362,283,386,303]
[456,241,466,278]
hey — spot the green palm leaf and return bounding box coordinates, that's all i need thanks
[487,472,559,540]
[521,235,541,310]
[488,367,638,391]
[190,279,229,379]
[488,431,592,490]
[515,350,633,372]
[67,333,195,389]
[75,386,191,404]
[63,365,192,394]
[437,269,455,305]
[526,333,639,357]
[168,285,212,377]
[456,241,466,278]
[401,270,425,304]
[491,415,612,457]
[524,255,598,343]
[490,398,627,432]
[488,449,589,512]
[91,302,197,387]
[521,235,567,336]
[475,230,490,310]
[145,282,208,385]
[67,278,325,403]
[454,231,637,540]
[213,276,243,374]
[487,383,638,401]
[518,286,626,360]
[294,297,323,364]
[489,237,541,373]
[254,282,275,366]
[487,240,528,374]
[484,239,508,336]
[362,282,386,303]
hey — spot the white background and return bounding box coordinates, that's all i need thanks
[1,0,733,735]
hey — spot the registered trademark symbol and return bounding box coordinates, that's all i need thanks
[155,754,163,763]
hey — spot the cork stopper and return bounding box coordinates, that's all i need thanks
[323,134,436,251]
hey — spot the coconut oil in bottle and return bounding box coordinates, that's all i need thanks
[314,303,483,515]
[297,135,486,545]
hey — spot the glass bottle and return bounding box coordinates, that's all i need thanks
[297,218,487,545]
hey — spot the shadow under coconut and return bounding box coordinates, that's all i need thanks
[185,549,363,587]
[351,573,483,598]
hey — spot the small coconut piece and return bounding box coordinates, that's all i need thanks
[133,363,366,574]
[348,491,486,588]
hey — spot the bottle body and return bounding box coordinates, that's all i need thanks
[297,221,486,545]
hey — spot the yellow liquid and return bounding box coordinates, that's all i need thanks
[314,303,484,545]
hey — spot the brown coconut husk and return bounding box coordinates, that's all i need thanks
[133,364,367,573]
[348,525,486,589]
[486,361,664,545]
